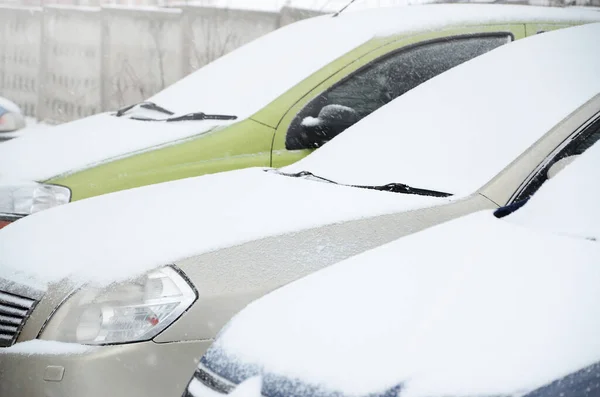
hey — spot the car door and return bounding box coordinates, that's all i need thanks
[270,24,526,168]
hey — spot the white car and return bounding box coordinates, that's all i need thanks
[1,23,600,397]
[0,96,26,140]
[187,125,600,397]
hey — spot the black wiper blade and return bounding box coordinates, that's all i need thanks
[115,101,174,117]
[130,112,238,123]
[355,182,452,198]
[165,112,237,123]
[275,170,452,198]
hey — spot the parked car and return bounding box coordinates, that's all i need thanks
[0,96,26,141]
[0,5,598,228]
[2,22,600,397]
[187,138,600,397]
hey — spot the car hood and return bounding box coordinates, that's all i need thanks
[0,168,449,291]
[0,113,233,182]
[206,211,600,397]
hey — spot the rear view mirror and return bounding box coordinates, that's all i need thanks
[298,104,359,148]
[547,155,579,179]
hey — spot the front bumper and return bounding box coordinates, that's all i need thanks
[0,339,213,397]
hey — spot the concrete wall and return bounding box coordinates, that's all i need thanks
[0,4,323,123]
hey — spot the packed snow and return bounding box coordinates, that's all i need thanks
[208,143,600,397]
[4,340,95,356]
[0,168,447,290]
[285,22,600,195]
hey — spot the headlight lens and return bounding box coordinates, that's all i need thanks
[40,267,197,345]
[0,182,71,215]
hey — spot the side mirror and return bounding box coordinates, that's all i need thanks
[547,155,579,179]
[298,104,359,148]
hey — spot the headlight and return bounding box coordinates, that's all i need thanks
[0,182,71,215]
[40,267,197,345]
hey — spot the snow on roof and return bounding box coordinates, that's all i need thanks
[211,144,600,397]
[285,22,600,195]
[151,5,600,119]
[0,168,445,290]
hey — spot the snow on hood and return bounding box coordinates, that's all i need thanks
[0,113,231,182]
[210,209,600,397]
[508,141,600,241]
[284,23,600,195]
[150,5,600,120]
[0,168,447,290]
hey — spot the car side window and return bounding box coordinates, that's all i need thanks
[285,34,512,150]
[514,115,600,202]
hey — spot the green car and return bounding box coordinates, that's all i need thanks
[0,4,598,227]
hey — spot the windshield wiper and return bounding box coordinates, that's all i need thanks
[115,101,174,117]
[276,170,452,198]
[354,182,452,198]
[130,112,238,123]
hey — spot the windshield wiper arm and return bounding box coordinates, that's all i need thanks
[115,101,174,117]
[276,170,452,198]
[130,112,238,123]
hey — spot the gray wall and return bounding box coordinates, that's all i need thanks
[0,4,322,123]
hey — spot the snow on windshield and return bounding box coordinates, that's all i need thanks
[283,23,600,195]
[150,6,600,119]
[508,139,600,241]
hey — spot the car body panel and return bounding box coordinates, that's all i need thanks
[48,119,274,201]
[0,339,212,397]
[157,194,495,342]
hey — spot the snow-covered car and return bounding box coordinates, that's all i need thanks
[187,131,600,397]
[0,5,599,229]
[0,96,26,140]
[1,23,600,397]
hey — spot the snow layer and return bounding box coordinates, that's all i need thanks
[214,212,600,397]
[285,22,600,195]
[151,5,600,120]
[0,168,446,289]
[4,340,95,355]
[0,113,231,182]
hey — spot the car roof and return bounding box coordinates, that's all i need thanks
[285,22,600,195]
[210,142,600,397]
[151,4,600,118]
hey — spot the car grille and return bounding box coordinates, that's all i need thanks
[0,290,37,347]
